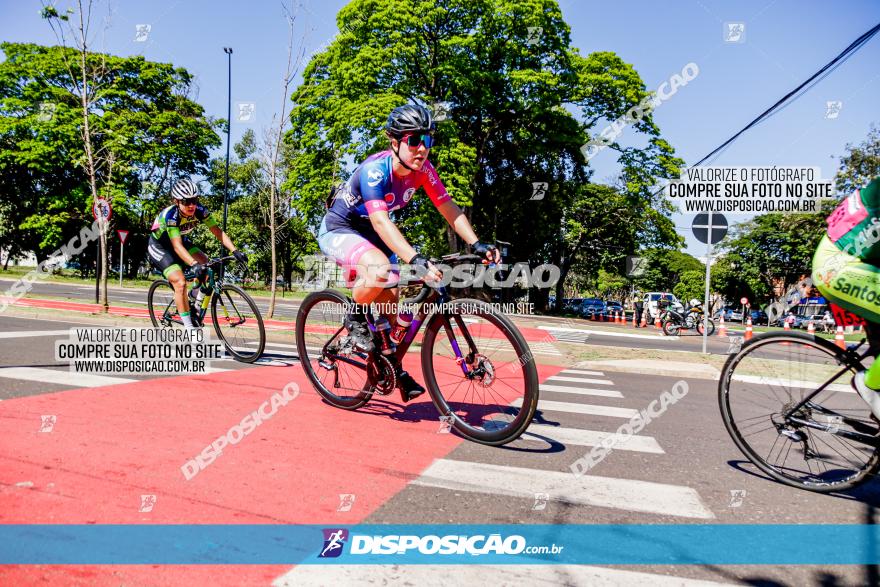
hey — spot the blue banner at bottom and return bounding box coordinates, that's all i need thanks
[1,524,878,564]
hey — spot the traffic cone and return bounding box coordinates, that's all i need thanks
[835,326,846,350]
[654,314,661,328]
[807,321,815,335]
[640,313,647,328]
[783,320,790,332]
[718,315,727,337]
[615,311,621,324]
[632,311,638,327]
[744,317,753,341]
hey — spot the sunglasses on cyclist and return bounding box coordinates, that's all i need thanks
[180,197,199,206]
[401,133,434,149]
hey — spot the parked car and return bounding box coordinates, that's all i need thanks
[606,301,624,316]
[562,298,584,313]
[644,293,683,320]
[715,307,744,322]
[577,298,607,319]
[773,312,808,328]
[749,309,768,325]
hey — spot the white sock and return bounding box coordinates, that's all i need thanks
[181,312,194,329]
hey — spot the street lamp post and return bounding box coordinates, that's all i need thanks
[222,47,233,232]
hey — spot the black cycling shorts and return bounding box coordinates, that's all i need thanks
[147,236,204,278]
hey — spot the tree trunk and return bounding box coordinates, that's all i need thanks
[267,185,278,319]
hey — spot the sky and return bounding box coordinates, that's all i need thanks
[2,0,879,258]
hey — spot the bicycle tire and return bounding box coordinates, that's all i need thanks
[420,298,539,446]
[211,284,266,363]
[147,280,181,328]
[296,289,371,410]
[719,330,880,492]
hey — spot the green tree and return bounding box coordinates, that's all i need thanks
[836,123,880,194]
[0,39,220,281]
[284,0,682,304]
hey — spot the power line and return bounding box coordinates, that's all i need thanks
[690,22,880,169]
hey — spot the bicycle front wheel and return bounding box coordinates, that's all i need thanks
[719,331,880,492]
[211,284,265,363]
[147,280,183,328]
[420,298,539,446]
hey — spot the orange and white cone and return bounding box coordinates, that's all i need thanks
[835,325,846,350]
[632,311,638,327]
[783,320,790,332]
[617,311,623,324]
[807,321,815,335]
[640,312,647,328]
[744,317,754,341]
[654,314,661,328]
[718,314,727,337]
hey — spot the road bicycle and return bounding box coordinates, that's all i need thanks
[147,255,266,363]
[294,253,539,446]
[719,320,880,491]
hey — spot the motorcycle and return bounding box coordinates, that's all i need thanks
[661,299,715,336]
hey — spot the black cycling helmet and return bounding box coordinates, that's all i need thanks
[385,104,435,138]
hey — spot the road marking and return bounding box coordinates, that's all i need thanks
[0,367,134,387]
[274,565,734,586]
[0,330,69,339]
[545,376,614,385]
[562,368,605,376]
[732,373,852,393]
[412,460,714,519]
[521,423,664,453]
[540,384,623,398]
[513,397,638,419]
[541,325,678,341]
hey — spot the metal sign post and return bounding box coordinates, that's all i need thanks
[692,213,728,354]
[117,230,129,287]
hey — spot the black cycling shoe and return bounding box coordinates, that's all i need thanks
[396,368,425,403]
[343,313,375,353]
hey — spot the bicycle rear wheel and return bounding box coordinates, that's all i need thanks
[147,280,183,328]
[295,290,372,410]
[211,284,265,363]
[719,331,880,492]
[420,298,539,446]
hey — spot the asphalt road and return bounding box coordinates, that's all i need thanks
[1,308,878,585]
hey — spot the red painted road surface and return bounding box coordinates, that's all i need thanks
[0,348,563,585]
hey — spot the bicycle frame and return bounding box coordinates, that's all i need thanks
[320,282,481,379]
[774,329,880,447]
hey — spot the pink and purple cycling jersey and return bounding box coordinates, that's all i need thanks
[323,150,451,233]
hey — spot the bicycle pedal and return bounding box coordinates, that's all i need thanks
[318,359,336,371]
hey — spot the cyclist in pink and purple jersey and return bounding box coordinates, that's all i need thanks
[317,104,500,402]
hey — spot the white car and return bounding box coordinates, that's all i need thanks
[644,292,684,319]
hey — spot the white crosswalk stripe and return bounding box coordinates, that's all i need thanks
[540,383,622,398]
[399,365,714,529]
[412,459,714,519]
[514,397,638,418]
[545,375,614,385]
[0,367,134,387]
[562,368,605,376]
[275,565,735,586]
[520,423,664,453]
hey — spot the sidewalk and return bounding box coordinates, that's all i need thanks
[576,359,722,380]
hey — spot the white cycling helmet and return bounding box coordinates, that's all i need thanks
[171,178,200,200]
[689,298,701,307]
